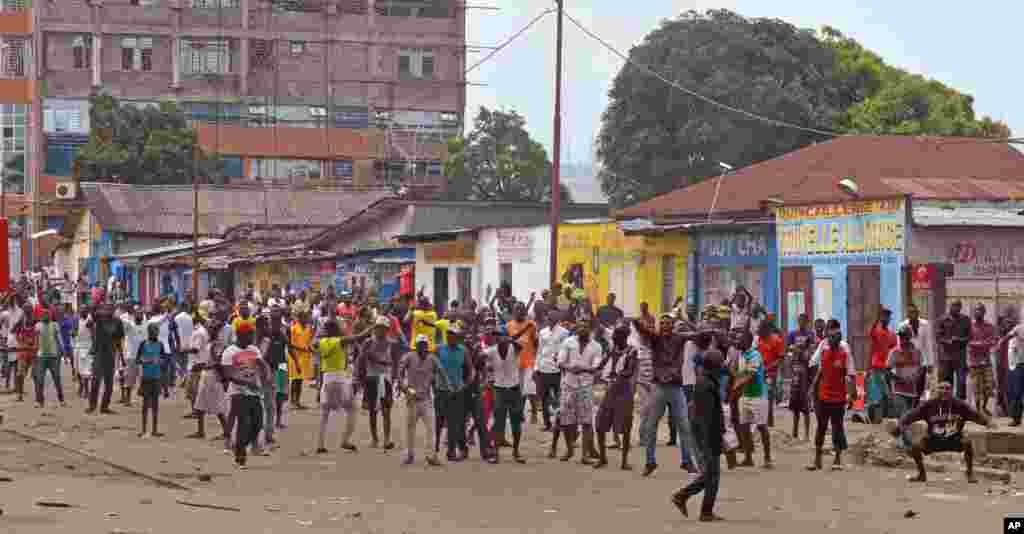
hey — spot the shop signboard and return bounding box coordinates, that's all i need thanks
[497,229,534,264]
[424,240,475,264]
[776,199,905,265]
[699,232,773,265]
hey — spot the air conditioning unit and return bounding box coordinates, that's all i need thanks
[55,182,76,200]
[310,107,327,117]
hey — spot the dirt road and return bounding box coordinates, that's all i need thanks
[0,376,1016,533]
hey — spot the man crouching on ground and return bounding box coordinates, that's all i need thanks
[896,380,996,484]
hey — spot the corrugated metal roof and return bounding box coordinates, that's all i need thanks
[913,200,1024,227]
[619,136,1024,218]
[403,203,609,238]
[117,239,224,259]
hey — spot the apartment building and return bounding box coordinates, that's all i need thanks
[0,0,465,273]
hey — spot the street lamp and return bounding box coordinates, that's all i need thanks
[838,177,860,198]
[706,162,733,222]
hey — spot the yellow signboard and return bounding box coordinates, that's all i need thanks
[778,217,904,256]
[775,199,903,221]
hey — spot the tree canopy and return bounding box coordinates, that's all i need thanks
[442,107,571,203]
[598,10,1011,207]
[75,94,223,185]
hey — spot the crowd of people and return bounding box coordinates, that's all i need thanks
[0,277,1009,523]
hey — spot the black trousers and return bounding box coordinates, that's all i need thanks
[537,372,561,428]
[464,386,489,458]
[814,400,848,451]
[231,395,263,465]
[89,356,116,411]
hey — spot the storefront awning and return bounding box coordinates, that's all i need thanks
[371,257,415,264]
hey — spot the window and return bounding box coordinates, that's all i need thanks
[398,47,434,79]
[251,158,322,180]
[72,36,92,70]
[121,37,154,72]
[0,104,28,194]
[222,156,244,178]
[289,41,305,56]
[1,38,27,77]
[129,0,158,5]
[181,39,231,75]
[334,107,369,128]
[45,134,88,176]
[44,108,83,133]
[250,39,274,69]
[274,0,318,13]
[333,159,353,179]
[499,263,512,292]
[190,0,238,7]
[1,0,28,10]
[376,0,450,18]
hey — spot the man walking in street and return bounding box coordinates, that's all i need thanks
[672,349,726,522]
[642,315,698,476]
[88,303,125,415]
[866,307,897,423]
[398,335,445,466]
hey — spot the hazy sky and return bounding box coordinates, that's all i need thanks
[464,1,1022,164]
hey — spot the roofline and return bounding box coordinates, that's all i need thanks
[307,197,404,248]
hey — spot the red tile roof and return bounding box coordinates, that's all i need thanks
[617,136,1024,219]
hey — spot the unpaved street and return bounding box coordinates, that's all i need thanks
[0,378,1016,534]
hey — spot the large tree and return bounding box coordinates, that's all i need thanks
[598,10,1011,207]
[442,107,571,202]
[822,27,1011,138]
[75,94,224,185]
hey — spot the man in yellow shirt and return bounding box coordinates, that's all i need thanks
[406,297,439,353]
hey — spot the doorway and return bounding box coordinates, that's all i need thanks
[781,266,812,333]
[847,266,881,370]
[433,267,449,315]
[661,255,676,315]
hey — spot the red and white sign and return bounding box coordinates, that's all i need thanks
[496,229,534,264]
[912,264,935,290]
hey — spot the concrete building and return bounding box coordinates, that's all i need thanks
[0,0,465,268]
[619,136,1024,369]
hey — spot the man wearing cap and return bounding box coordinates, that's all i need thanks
[437,323,473,461]
[889,325,924,419]
[359,316,402,449]
[398,334,446,466]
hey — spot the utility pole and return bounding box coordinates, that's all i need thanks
[548,0,564,289]
[192,156,199,306]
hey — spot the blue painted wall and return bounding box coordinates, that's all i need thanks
[777,201,907,338]
[694,229,779,314]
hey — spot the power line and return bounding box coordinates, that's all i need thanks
[562,10,843,138]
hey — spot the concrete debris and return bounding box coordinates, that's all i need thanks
[904,510,917,518]
[197,474,212,482]
[923,493,968,503]
[175,499,241,512]
[139,498,153,505]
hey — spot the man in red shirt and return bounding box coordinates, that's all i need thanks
[866,307,897,423]
[808,320,856,471]
[756,321,785,427]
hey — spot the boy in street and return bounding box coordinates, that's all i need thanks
[34,310,66,408]
[672,349,726,522]
[732,330,772,469]
[136,323,169,438]
[593,324,637,470]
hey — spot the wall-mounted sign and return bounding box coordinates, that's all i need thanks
[774,199,903,220]
[424,240,475,264]
[699,233,772,263]
[912,264,935,290]
[496,229,533,264]
[777,199,905,265]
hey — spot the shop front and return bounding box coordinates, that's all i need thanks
[909,225,1024,324]
[335,248,416,301]
[413,237,478,314]
[776,199,907,369]
[693,228,777,321]
[560,221,688,316]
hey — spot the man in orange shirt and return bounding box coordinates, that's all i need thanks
[756,321,785,427]
[867,307,897,423]
[508,302,540,424]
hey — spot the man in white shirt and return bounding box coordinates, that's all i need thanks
[175,303,196,414]
[535,315,570,432]
[484,336,526,464]
[557,323,603,464]
[121,306,147,406]
[899,303,936,401]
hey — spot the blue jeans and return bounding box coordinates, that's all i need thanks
[642,383,698,467]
